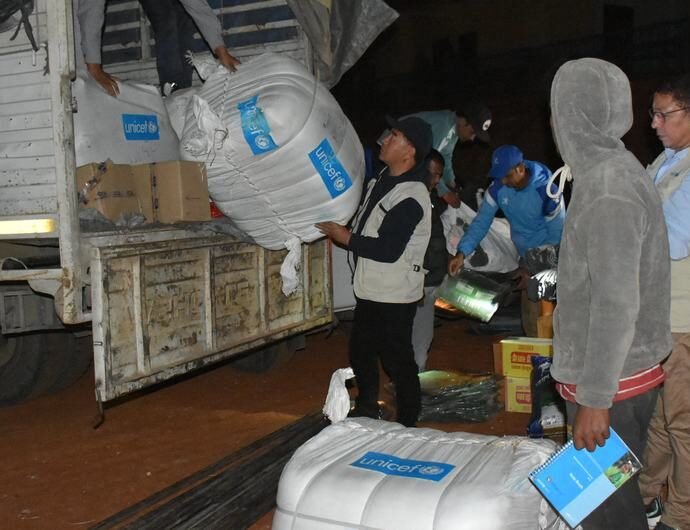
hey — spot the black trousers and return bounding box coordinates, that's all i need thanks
[139,0,197,90]
[350,297,421,427]
[566,388,659,530]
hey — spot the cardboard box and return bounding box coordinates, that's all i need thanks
[77,160,211,225]
[498,337,553,378]
[150,161,210,223]
[77,160,154,222]
[505,376,532,413]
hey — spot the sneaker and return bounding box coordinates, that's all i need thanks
[645,496,663,528]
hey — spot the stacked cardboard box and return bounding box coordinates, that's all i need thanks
[493,337,553,413]
[77,160,211,224]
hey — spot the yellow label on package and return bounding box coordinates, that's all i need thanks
[505,376,532,413]
[500,337,553,377]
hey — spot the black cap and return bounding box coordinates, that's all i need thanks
[457,102,492,143]
[385,115,432,164]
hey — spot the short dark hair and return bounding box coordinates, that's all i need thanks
[425,148,445,167]
[655,74,690,107]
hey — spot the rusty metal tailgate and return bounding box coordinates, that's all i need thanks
[86,229,331,402]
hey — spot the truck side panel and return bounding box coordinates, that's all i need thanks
[90,233,330,402]
[0,2,57,220]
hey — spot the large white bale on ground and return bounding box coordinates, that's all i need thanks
[179,52,365,251]
[273,418,565,530]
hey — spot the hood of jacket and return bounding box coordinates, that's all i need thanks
[550,58,633,176]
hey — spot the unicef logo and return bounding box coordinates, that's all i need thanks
[418,466,446,476]
[333,177,346,192]
[255,135,271,150]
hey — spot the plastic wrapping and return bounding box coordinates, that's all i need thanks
[179,52,365,251]
[436,269,509,322]
[524,244,560,275]
[273,418,564,530]
[73,77,180,166]
[441,203,520,273]
[528,268,558,302]
[286,0,399,88]
[416,370,500,423]
[528,355,566,438]
[322,367,355,423]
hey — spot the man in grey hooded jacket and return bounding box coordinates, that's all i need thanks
[550,58,672,529]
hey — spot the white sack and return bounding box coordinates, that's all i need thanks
[322,367,355,423]
[273,418,564,530]
[179,52,365,251]
[164,86,197,140]
[441,202,519,273]
[73,77,180,166]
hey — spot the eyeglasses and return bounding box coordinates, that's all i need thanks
[648,107,690,122]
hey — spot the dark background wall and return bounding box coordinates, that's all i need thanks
[332,0,690,172]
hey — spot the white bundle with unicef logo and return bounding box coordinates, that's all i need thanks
[177,53,364,265]
[73,76,180,166]
[273,418,567,530]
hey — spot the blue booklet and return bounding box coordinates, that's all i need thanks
[528,428,641,528]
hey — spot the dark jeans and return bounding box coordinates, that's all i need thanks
[350,297,421,427]
[139,0,197,90]
[565,388,659,530]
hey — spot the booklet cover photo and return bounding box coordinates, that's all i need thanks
[529,428,641,528]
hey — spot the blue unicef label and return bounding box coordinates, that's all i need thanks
[237,96,278,155]
[121,114,160,141]
[350,451,455,482]
[308,138,353,199]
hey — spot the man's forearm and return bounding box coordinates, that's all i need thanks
[77,0,106,64]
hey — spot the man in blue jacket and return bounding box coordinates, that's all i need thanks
[448,144,565,276]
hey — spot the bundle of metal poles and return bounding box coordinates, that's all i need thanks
[91,412,327,530]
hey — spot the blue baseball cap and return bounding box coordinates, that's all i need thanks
[488,145,524,179]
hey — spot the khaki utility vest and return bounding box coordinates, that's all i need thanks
[352,178,431,303]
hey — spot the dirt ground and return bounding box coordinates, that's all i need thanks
[0,315,530,530]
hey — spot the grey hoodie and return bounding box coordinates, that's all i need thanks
[550,58,672,409]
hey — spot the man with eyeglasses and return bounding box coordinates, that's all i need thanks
[638,74,690,530]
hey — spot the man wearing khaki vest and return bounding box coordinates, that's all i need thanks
[639,74,690,530]
[316,116,432,427]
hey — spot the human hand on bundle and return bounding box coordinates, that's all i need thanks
[215,46,241,71]
[316,222,351,247]
[87,63,119,97]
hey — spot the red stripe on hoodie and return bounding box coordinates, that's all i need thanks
[556,364,665,404]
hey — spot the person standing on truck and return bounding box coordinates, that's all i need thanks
[77,0,240,97]
[316,116,432,427]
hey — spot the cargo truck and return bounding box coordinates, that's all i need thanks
[0,0,334,407]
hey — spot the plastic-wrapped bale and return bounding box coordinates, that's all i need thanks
[417,370,501,423]
[73,77,180,166]
[273,418,565,530]
[179,52,365,251]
